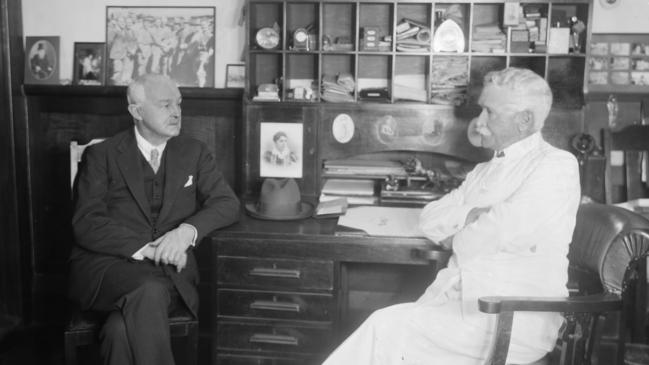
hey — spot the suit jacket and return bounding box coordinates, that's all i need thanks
[69,129,240,316]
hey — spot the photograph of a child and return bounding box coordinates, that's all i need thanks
[73,43,105,85]
[260,123,303,178]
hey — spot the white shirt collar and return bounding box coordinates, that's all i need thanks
[134,126,167,162]
[496,132,542,161]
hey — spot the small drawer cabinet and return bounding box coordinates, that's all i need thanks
[210,215,447,364]
[215,248,336,364]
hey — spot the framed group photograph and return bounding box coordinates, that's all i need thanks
[225,64,245,88]
[106,6,216,87]
[24,36,60,85]
[73,42,105,85]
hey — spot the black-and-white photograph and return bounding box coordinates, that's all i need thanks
[106,6,215,87]
[225,64,245,88]
[24,36,59,84]
[73,42,105,85]
[259,122,303,178]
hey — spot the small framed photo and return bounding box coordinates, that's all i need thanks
[610,57,630,70]
[106,6,215,87]
[590,42,609,56]
[24,36,60,84]
[610,71,630,85]
[260,122,303,179]
[631,72,649,86]
[588,71,608,85]
[610,42,631,56]
[73,42,105,85]
[226,64,245,88]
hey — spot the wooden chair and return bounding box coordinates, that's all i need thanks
[65,140,199,365]
[603,125,649,204]
[480,203,649,365]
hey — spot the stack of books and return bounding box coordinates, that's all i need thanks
[252,83,280,102]
[472,24,506,53]
[395,18,431,52]
[430,56,468,105]
[319,178,378,206]
[321,73,355,103]
[506,4,548,53]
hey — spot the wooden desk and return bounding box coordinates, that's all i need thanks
[208,213,448,365]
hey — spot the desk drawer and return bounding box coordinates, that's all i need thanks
[216,353,311,365]
[218,289,334,322]
[217,321,332,355]
[217,257,333,291]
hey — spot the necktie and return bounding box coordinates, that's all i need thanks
[150,148,160,173]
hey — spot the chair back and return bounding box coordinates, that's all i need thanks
[569,203,649,294]
[568,203,649,364]
[70,139,105,189]
[603,125,649,204]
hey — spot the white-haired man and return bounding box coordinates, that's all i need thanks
[322,67,581,364]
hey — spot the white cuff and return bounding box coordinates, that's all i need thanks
[132,245,147,260]
[180,223,198,247]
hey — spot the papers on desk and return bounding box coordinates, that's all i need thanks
[337,206,425,237]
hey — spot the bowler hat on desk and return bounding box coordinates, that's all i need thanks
[245,178,313,220]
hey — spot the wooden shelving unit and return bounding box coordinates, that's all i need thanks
[246,0,592,108]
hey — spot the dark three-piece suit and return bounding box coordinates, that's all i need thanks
[68,128,239,364]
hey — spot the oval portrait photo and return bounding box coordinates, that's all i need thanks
[28,40,57,80]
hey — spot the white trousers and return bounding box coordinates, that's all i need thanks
[322,300,548,365]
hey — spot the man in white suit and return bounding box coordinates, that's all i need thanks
[322,67,581,365]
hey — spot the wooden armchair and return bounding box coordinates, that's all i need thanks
[480,203,649,365]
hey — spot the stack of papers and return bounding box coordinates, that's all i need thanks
[321,73,355,103]
[337,206,425,237]
[320,178,378,206]
[396,18,431,52]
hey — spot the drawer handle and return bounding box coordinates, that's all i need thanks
[249,267,301,279]
[250,300,301,313]
[249,333,299,346]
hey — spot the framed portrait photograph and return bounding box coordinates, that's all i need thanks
[106,6,215,87]
[24,36,60,84]
[73,42,106,85]
[225,64,245,88]
[259,123,303,179]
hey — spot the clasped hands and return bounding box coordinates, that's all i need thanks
[439,206,491,250]
[141,225,194,272]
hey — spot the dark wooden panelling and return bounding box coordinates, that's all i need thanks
[0,0,25,320]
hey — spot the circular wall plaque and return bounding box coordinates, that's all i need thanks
[332,114,355,144]
[598,0,620,9]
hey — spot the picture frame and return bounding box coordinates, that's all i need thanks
[24,36,60,85]
[105,6,215,87]
[225,64,245,88]
[73,42,106,86]
[259,123,303,179]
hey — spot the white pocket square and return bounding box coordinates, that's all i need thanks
[184,175,193,187]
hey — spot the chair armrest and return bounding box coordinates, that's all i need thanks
[479,293,622,314]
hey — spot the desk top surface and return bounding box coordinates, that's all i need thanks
[209,210,447,265]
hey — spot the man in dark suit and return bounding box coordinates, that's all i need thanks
[69,73,240,365]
